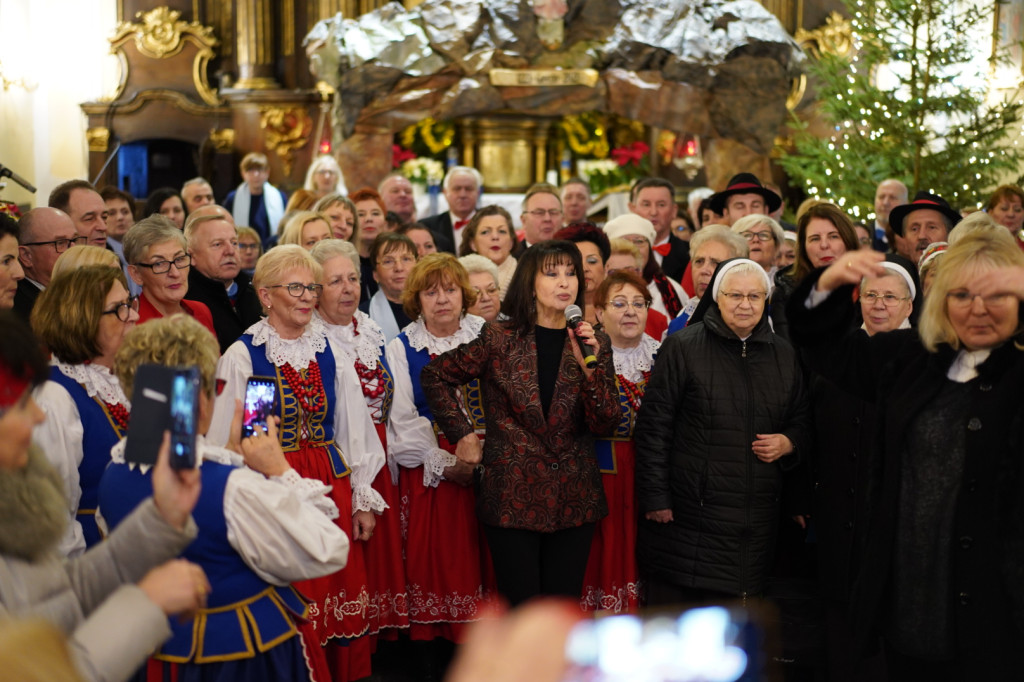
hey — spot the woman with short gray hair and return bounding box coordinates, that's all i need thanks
[124,215,215,336]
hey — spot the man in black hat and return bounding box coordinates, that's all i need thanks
[888,191,961,264]
[709,173,782,226]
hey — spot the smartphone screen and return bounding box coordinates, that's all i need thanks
[168,368,199,469]
[242,376,278,438]
[561,606,767,682]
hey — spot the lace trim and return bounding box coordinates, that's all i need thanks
[422,449,459,488]
[352,482,388,514]
[320,311,384,370]
[404,315,484,355]
[276,469,339,519]
[612,335,660,384]
[245,317,328,369]
[54,360,128,406]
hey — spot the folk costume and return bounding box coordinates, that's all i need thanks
[384,314,492,643]
[581,335,659,613]
[33,361,130,556]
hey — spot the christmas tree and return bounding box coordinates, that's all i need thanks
[778,0,1024,218]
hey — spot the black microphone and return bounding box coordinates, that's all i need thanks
[0,163,36,193]
[564,304,598,369]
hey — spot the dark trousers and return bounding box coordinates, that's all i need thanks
[482,523,595,607]
[644,578,737,608]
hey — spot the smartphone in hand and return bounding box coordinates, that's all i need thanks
[124,364,200,468]
[242,376,278,439]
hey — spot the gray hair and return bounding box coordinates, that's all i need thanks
[458,253,499,283]
[443,165,483,191]
[731,214,785,247]
[310,238,360,279]
[124,215,187,264]
[690,224,749,259]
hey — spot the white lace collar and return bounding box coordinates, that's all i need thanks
[404,314,484,355]
[109,436,242,474]
[319,310,385,369]
[612,335,660,384]
[246,317,328,369]
[54,360,129,406]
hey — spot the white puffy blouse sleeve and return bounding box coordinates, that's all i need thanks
[384,337,457,488]
[329,343,387,513]
[224,464,350,584]
[208,340,253,447]
[31,380,87,558]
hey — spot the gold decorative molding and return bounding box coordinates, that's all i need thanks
[260,107,314,175]
[209,128,236,152]
[86,127,110,153]
[489,68,599,87]
[108,6,222,106]
[795,11,855,60]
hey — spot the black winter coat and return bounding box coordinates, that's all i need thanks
[634,301,811,597]
[183,269,263,354]
[787,272,1024,676]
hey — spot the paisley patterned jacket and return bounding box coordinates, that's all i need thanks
[421,321,620,532]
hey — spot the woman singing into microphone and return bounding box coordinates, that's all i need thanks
[421,241,619,606]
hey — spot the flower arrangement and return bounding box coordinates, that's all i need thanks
[399,156,444,186]
[579,142,651,194]
[392,144,416,168]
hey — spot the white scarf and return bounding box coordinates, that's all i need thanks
[231,181,285,238]
[368,289,402,343]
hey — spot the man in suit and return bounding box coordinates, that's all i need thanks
[181,206,263,353]
[48,180,108,247]
[512,183,563,257]
[629,178,689,281]
[419,166,482,254]
[14,208,79,320]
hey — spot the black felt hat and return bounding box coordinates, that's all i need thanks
[708,173,782,214]
[888,191,961,236]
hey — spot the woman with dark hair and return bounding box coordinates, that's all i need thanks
[350,188,389,300]
[31,265,140,555]
[0,213,24,310]
[555,222,610,325]
[142,188,186,230]
[458,205,518,298]
[421,241,619,607]
[581,270,658,613]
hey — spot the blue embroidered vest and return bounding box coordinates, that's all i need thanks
[241,334,350,478]
[98,458,307,663]
[594,374,647,474]
[397,332,485,433]
[49,367,126,547]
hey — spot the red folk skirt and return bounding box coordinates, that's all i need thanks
[398,435,494,643]
[581,438,641,613]
[364,422,410,637]
[285,442,371,682]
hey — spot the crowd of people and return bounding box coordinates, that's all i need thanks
[1,153,1024,682]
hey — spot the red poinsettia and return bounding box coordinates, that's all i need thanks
[392,145,417,168]
[611,141,650,167]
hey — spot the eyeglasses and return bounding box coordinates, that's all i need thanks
[741,231,774,243]
[528,209,563,218]
[607,299,650,311]
[622,236,648,247]
[945,290,1016,309]
[377,255,416,269]
[238,243,260,252]
[134,254,191,274]
[21,236,86,253]
[102,296,140,322]
[720,291,767,304]
[862,292,909,308]
[268,282,324,297]
[473,285,499,298]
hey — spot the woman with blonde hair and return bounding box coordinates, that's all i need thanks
[314,193,357,240]
[209,244,386,681]
[51,245,120,279]
[787,232,1024,678]
[279,211,332,250]
[304,155,347,198]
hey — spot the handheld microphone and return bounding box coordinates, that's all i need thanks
[564,304,598,369]
[0,164,36,193]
